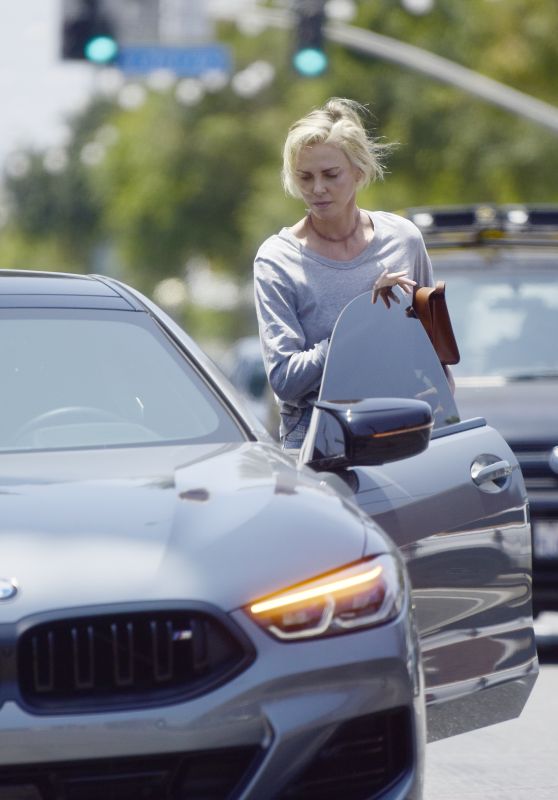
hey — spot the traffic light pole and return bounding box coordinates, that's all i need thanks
[222,5,558,136]
[330,21,558,136]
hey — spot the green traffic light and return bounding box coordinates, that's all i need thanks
[85,35,118,65]
[293,47,328,77]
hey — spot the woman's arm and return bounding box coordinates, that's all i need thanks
[254,259,328,404]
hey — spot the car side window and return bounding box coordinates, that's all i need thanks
[320,290,460,430]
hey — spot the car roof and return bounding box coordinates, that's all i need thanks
[0,270,143,310]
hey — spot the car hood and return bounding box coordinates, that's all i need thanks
[455,380,558,445]
[0,442,382,621]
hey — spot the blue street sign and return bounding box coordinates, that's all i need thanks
[117,44,232,76]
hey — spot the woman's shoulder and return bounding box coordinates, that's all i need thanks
[255,228,297,259]
[254,227,305,272]
[254,229,304,289]
[371,210,423,240]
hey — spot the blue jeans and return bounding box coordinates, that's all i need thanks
[281,407,313,451]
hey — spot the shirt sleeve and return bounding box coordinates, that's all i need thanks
[254,254,328,405]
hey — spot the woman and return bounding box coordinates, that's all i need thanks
[254,97,434,450]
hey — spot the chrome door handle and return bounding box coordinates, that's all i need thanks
[471,459,512,487]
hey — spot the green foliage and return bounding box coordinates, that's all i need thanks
[2,150,100,262]
[89,91,281,291]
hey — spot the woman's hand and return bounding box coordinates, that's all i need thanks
[372,269,416,308]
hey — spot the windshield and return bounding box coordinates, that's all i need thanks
[0,309,243,452]
[435,260,558,381]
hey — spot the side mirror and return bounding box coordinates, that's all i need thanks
[301,398,433,470]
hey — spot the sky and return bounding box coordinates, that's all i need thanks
[0,1,94,169]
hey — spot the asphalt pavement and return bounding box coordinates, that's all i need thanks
[425,614,558,799]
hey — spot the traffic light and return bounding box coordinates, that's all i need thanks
[293,0,328,78]
[61,0,119,65]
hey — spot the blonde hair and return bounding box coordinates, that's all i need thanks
[281,98,389,199]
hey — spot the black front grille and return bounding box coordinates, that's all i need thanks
[277,708,412,800]
[18,610,252,712]
[0,746,260,800]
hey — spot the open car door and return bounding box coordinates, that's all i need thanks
[301,289,538,741]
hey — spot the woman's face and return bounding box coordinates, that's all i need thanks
[293,142,362,218]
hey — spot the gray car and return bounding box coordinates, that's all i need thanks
[0,270,537,800]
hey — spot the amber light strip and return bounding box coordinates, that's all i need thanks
[371,421,433,439]
[250,564,383,616]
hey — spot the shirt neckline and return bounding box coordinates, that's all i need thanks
[279,211,381,269]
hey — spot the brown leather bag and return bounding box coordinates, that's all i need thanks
[412,281,460,365]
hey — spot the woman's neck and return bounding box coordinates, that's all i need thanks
[307,208,361,243]
[289,210,375,262]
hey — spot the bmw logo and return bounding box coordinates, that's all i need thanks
[0,578,18,601]
[550,446,558,476]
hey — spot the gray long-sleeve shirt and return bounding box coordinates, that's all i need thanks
[254,210,434,438]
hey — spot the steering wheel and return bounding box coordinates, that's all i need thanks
[13,406,125,443]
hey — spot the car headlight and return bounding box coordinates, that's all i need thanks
[246,555,404,641]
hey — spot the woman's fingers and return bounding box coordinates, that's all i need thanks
[372,269,416,305]
[388,270,417,294]
[373,269,417,291]
[372,286,399,307]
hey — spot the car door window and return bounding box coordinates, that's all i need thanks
[320,289,460,430]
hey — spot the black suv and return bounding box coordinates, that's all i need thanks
[405,204,558,615]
